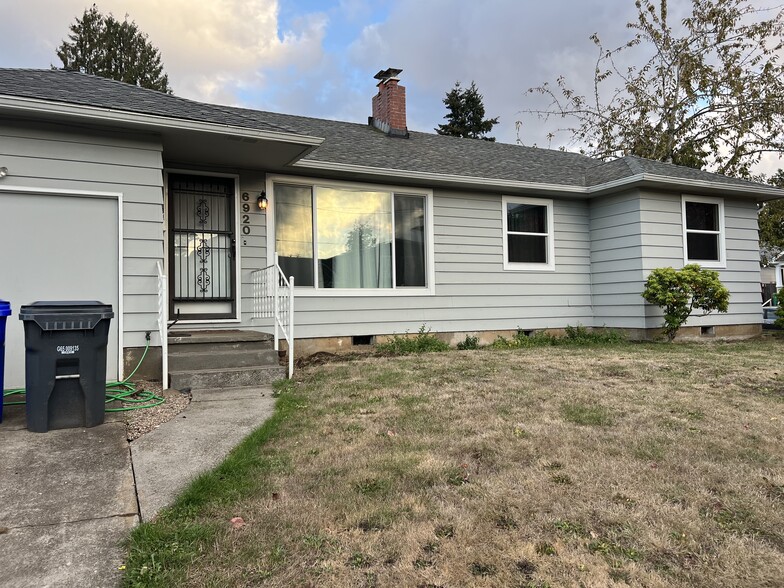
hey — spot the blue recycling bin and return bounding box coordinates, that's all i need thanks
[0,299,11,423]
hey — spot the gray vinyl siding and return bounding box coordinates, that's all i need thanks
[275,189,593,338]
[589,189,761,331]
[0,120,164,348]
[237,170,269,325]
[637,191,761,328]
[589,190,646,328]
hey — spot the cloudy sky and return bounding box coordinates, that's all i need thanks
[1,0,781,175]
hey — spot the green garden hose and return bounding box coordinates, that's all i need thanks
[2,338,164,412]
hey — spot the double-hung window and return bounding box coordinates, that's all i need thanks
[502,196,555,270]
[271,179,432,293]
[682,196,725,267]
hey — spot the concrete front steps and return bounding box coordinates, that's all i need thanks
[168,330,285,390]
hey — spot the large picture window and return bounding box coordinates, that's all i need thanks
[682,196,725,267]
[273,180,429,292]
[502,196,555,270]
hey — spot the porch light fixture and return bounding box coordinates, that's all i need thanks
[0,167,7,179]
[257,192,268,211]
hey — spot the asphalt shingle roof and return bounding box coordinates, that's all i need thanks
[0,69,773,192]
[0,68,302,136]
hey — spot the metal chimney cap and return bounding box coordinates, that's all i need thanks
[374,68,403,82]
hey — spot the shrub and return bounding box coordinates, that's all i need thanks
[641,264,729,341]
[775,287,784,328]
[457,335,480,350]
[375,324,450,355]
[489,326,624,349]
[564,324,625,344]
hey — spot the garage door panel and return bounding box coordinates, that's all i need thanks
[0,192,119,389]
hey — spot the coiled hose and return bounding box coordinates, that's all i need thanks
[2,338,164,412]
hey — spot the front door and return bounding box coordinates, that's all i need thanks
[168,174,237,320]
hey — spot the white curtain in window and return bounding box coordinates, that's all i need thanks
[317,188,393,288]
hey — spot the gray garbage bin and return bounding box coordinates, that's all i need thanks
[19,301,114,433]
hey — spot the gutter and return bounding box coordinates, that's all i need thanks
[586,172,784,199]
[295,159,784,200]
[0,95,324,148]
[293,159,587,194]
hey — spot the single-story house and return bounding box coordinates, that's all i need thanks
[0,67,781,387]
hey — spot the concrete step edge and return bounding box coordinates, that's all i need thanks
[168,348,279,358]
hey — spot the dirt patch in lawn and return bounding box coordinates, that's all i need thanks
[125,341,784,587]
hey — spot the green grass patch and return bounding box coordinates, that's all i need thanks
[122,390,304,587]
[561,402,615,426]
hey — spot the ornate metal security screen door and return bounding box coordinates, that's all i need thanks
[169,174,237,319]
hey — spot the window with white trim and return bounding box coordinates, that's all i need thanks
[502,196,555,270]
[682,196,725,267]
[272,181,430,291]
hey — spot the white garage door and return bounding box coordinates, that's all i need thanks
[0,190,120,389]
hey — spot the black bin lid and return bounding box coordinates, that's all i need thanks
[19,301,114,330]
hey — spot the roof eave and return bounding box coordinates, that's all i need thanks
[295,159,783,200]
[0,94,324,148]
[293,159,586,195]
[588,172,784,201]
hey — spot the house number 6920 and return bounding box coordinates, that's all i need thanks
[241,193,251,235]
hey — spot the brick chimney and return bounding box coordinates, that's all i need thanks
[370,67,408,138]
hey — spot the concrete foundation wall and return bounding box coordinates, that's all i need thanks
[123,346,163,382]
[289,323,762,358]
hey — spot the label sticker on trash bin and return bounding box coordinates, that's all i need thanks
[56,345,80,355]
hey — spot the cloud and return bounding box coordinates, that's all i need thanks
[2,0,781,176]
[344,0,646,144]
[0,0,330,106]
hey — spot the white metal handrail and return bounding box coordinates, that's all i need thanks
[156,261,169,386]
[251,254,295,378]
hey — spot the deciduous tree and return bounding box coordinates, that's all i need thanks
[522,0,784,178]
[758,170,784,264]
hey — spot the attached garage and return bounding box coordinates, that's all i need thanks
[0,187,121,388]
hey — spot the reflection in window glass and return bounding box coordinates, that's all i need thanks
[685,202,718,231]
[395,195,426,287]
[506,202,548,264]
[684,200,721,262]
[275,184,314,286]
[507,203,546,234]
[316,188,392,288]
[273,182,429,290]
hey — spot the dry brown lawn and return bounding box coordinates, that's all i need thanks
[132,340,784,587]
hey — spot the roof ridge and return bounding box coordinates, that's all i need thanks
[621,155,645,174]
[583,156,638,187]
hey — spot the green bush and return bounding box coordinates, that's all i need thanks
[375,324,450,355]
[775,287,784,328]
[564,324,625,344]
[456,335,480,350]
[641,264,730,341]
[489,326,624,349]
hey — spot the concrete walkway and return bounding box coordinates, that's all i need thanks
[0,386,275,587]
[131,387,275,522]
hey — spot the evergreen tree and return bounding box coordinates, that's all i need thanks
[56,4,171,93]
[436,81,499,141]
